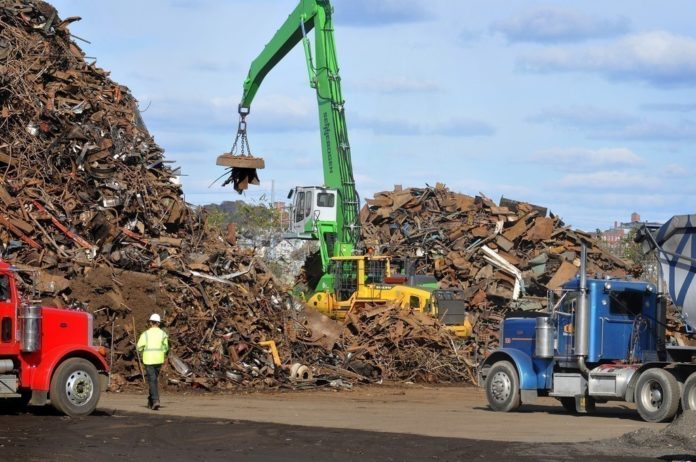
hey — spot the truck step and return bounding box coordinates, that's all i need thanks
[0,374,19,395]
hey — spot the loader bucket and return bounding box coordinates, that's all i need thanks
[217,153,265,193]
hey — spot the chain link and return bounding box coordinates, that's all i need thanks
[229,115,252,157]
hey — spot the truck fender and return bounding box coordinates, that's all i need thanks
[30,345,109,391]
[480,349,537,390]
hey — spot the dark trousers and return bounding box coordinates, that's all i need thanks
[145,364,161,405]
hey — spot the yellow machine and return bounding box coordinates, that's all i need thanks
[306,255,472,337]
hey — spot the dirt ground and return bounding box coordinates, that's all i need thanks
[1,385,693,462]
[101,384,663,443]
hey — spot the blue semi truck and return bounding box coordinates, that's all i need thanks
[480,214,696,423]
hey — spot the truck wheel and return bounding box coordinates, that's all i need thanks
[635,368,679,423]
[681,372,696,411]
[50,358,101,417]
[485,361,521,412]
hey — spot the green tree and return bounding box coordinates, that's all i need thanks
[205,208,229,229]
[232,203,280,237]
[618,228,658,282]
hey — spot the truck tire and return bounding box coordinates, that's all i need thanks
[485,360,521,412]
[681,372,696,411]
[49,358,101,417]
[634,368,680,423]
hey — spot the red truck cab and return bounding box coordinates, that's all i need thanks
[0,261,108,416]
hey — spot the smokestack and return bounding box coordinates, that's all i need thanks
[576,244,589,357]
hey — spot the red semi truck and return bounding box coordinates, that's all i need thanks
[0,260,108,416]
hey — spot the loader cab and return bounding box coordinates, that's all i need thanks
[284,186,337,239]
[331,256,389,302]
[307,255,429,318]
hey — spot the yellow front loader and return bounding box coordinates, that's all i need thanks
[306,255,472,337]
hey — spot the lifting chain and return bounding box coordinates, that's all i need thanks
[229,108,252,157]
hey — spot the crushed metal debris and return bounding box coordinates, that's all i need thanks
[0,1,470,392]
[359,184,643,357]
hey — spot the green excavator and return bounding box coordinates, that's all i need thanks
[217,0,471,336]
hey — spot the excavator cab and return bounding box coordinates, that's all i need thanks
[283,186,338,240]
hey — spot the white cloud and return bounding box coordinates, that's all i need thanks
[492,7,629,43]
[532,147,643,171]
[594,119,696,141]
[350,114,495,137]
[527,105,637,128]
[354,77,441,94]
[350,114,421,136]
[519,31,696,87]
[556,171,660,191]
[430,117,496,137]
[212,94,314,119]
[641,102,696,113]
[662,163,689,178]
[527,105,696,142]
[145,95,317,135]
[333,0,433,27]
[458,29,483,45]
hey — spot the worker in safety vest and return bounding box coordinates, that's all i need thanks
[136,313,169,410]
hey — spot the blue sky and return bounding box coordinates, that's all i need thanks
[51,0,696,230]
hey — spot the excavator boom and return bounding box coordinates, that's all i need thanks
[218,0,360,271]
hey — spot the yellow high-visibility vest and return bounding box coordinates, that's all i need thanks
[137,327,169,365]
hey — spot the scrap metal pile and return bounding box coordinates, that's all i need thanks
[0,0,190,272]
[341,304,474,382]
[361,184,635,356]
[287,304,474,385]
[0,1,470,391]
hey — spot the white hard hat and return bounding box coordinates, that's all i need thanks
[149,313,161,323]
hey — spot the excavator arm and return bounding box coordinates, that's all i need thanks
[220,0,360,282]
[239,1,318,111]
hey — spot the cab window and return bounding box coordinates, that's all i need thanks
[1,318,10,342]
[609,291,644,316]
[317,192,335,208]
[295,191,305,222]
[0,275,9,301]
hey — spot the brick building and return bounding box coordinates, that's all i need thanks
[599,213,661,246]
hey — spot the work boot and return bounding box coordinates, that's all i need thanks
[147,399,152,409]
[151,400,160,411]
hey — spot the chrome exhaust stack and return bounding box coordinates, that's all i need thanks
[576,243,590,375]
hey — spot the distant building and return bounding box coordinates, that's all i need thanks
[272,201,291,228]
[599,213,662,246]
[602,227,625,245]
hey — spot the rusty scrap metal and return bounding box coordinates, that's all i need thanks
[0,2,471,393]
[359,184,636,360]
